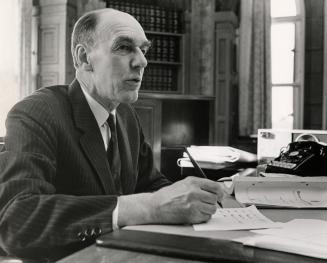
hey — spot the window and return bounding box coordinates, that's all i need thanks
[0,0,37,140]
[0,0,20,138]
[270,0,305,129]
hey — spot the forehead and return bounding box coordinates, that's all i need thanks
[97,11,148,45]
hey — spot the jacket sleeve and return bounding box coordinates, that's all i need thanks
[0,97,116,260]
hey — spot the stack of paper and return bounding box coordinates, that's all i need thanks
[177,146,257,170]
[234,176,327,208]
[218,175,327,208]
[241,219,327,259]
[217,168,257,194]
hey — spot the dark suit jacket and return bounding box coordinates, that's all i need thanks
[0,80,171,260]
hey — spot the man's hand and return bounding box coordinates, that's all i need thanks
[150,176,223,224]
[118,177,224,227]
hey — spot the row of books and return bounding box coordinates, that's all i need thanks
[106,0,183,33]
[141,65,178,92]
[146,35,180,62]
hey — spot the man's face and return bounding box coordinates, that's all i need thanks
[87,11,150,109]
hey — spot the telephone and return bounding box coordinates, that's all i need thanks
[264,134,327,177]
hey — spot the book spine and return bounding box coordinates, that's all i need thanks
[162,37,168,62]
[149,4,155,31]
[168,37,175,62]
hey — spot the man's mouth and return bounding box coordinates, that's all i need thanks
[127,78,141,83]
[124,78,142,89]
[125,77,142,85]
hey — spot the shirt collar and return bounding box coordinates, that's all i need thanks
[80,83,115,128]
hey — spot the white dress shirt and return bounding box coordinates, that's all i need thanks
[80,85,119,230]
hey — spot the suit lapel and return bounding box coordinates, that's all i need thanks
[68,80,116,194]
[116,110,135,194]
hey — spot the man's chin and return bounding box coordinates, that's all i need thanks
[121,91,139,104]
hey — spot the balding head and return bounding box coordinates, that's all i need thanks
[71,8,142,68]
[71,8,150,111]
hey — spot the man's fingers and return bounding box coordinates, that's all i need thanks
[189,177,221,192]
[199,180,224,199]
[187,177,222,193]
[185,177,224,202]
[197,202,218,216]
[197,191,218,205]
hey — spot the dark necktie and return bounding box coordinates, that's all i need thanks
[107,113,121,193]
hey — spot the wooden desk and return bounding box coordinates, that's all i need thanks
[56,235,326,263]
[57,198,327,263]
[57,245,206,263]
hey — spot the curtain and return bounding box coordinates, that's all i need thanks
[239,0,272,136]
[19,0,35,98]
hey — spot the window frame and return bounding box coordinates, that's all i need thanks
[323,1,327,129]
[0,0,37,139]
[270,0,305,129]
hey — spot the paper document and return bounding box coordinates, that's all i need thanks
[259,172,298,178]
[177,146,257,169]
[241,219,327,259]
[217,168,257,195]
[193,205,281,231]
[177,157,231,170]
[234,176,327,208]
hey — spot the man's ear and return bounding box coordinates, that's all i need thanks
[74,44,93,71]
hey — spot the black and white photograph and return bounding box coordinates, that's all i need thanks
[0,0,326,262]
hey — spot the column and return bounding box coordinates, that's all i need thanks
[213,11,238,145]
[38,0,77,87]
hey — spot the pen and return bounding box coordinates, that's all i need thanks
[217,178,233,182]
[183,147,207,179]
[183,147,222,208]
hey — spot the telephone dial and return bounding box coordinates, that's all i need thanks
[265,134,327,177]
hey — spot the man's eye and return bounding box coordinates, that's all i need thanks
[141,48,148,55]
[118,45,132,52]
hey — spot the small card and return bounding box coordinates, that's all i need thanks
[193,205,281,231]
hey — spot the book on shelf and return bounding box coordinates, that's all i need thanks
[146,35,180,62]
[142,65,177,92]
[107,1,183,34]
[218,173,327,208]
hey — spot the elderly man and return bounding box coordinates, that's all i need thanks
[0,8,223,260]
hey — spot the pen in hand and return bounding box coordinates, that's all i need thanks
[183,147,207,179]
[183,147,222,208]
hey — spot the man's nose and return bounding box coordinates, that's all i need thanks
[131,48,148,69]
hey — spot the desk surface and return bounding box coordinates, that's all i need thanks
[57,197,327,263]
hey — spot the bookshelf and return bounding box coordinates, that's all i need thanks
[106,0,184,93]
